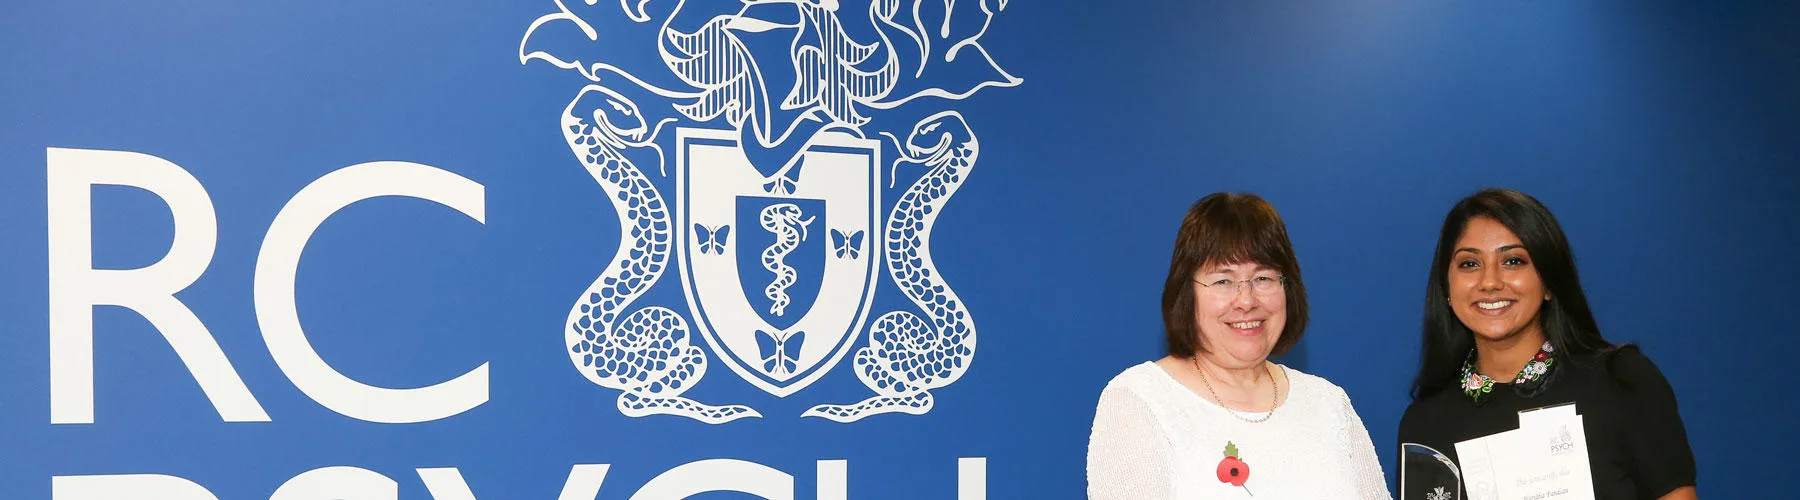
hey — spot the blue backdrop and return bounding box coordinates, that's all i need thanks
[3,1,1798,498]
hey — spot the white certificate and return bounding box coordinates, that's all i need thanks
[1454,404,1596,500]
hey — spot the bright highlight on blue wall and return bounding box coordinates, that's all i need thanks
[2,1,1796,498]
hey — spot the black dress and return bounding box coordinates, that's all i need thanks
[1397,346,1696,499]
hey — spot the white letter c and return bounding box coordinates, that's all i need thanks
[254,161,489,423]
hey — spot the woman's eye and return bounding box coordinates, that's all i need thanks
[1210,279,1234,287]
[1456,260,1479,269]
[1503,256,1527,267]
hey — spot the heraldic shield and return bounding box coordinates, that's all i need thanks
[677,127,881,398]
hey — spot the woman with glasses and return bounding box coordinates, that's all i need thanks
[1398,189,1696,499]
[1087,193,1389,499]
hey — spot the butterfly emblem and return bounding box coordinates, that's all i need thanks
[755,329,806,377]
[694,223,731,255]
[1426,486,1452,500]
[830,228,864,259]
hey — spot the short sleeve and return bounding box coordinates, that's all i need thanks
[1087,381,1176,500]
[1333,387,1395,500]
[1609,347,1697,496]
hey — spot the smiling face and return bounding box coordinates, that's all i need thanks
[1447,217,1549,345]
[1192,261,1287,368]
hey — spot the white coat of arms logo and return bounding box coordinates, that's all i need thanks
[519,0,1019,423]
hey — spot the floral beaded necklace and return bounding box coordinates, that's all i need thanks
[1460,341,1557,405]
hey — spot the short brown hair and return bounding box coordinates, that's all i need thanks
[1161,193,1309,357]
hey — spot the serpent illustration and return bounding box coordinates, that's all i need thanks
[523,0,1017,421]
[803,110,979,421]
[758,203,815,316]
[559,84,759,424]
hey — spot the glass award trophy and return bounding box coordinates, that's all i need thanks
[1400,443,1461,500]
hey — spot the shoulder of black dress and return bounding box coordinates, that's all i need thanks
[1594,344,1674,390]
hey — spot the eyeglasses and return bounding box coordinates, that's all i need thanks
[1194,275,1286,297]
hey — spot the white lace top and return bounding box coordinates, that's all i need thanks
[1087,362,1392,499]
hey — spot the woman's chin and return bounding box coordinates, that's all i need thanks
[1220,344,1273,365]
[1470,327,1526,344]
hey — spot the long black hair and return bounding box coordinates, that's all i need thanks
[1410,188,1614,400]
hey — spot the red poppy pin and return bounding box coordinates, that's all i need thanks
[1216,441,1253,495]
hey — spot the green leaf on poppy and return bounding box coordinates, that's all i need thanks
[1223,441,1239,458]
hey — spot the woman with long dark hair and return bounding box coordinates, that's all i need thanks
[1398,188,1697,499]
